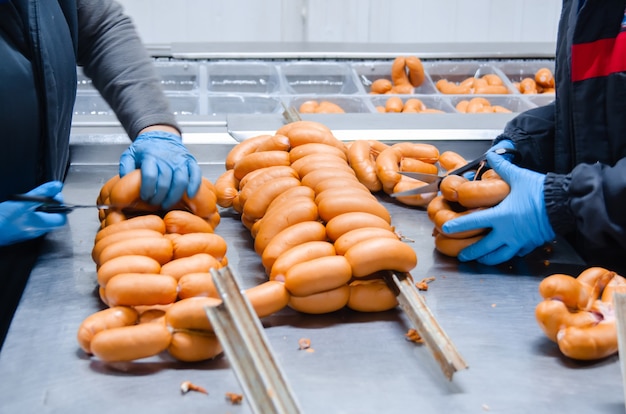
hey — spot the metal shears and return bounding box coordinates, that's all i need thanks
[390,147,520,197]
[8,194,122,214]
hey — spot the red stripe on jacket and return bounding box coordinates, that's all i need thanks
[571,31,626,82]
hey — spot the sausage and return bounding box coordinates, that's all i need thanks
[314,186,375,205]
[405,56,425,87]
[426,195,449,222]
[385,96,404,113]
[576,267,617,303]
[347,279,399,312]
[275,120,332,137]
[90,322,172,362]
[334,227,399,255]
[104,273,178,307]
[284,255,352,297]
[436,79,471,94]
[434,233,484,257]
[96,254,162,288]
[288,285,350,314]
[238,166,299,209]
[534,299,599,342]
[160,253,222,280]
[97,175,121,205]
[434,206,486,239]
[391,176,438,207]
[347,140,385,192]
[344,238,417,277]
[254,134,291,152]
[92,228,164,264]
[370,78,393,94]
[456,179,511,209]
[313,177,371,195]
[269,241,336,280]
[317,194,391,224]
[76,306,139,354]
[280,125,347,155]
[168,331,223,362]
[233,150,291,181]
[177,272,219,299]
[225,134,273,170]
[537,274,594,310]
[264,186,316,217]
[138,308,167,324]
[164,297,222,331]
[172,232,228,260]
[535,68,555,89]
[325,211,394,242]
[315,101,345,113]
[242,176,302,220]
[163,209,215,234]
[108,169,161,212]
[298,100,320,113]
[178,178,219,220]
[244,280,291,318]
[390,56,410,87]
[214,169,240,208]
[438,151,467,172]
[94,214,165,243]
[289,142,348,163]
[261,221,327,273]
[98,236,173,267]
[293,157,355,178]
[254,197,319,255]
[440,175,469,203]
[557,322,618,361]
[376,143,439,193]
[300,168,359,190]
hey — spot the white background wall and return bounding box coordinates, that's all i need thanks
[115,0,562,45]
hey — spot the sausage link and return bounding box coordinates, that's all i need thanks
[214,169,240,208]
[233,150,291,181]
[288,285,351,315]
[225,134,273,170]
[325,212,394,242]
[177,272,219,299]
[94,214,165,243]
[90,323,172,362]
[172,232,228,260]
[92,228,164,264]
[244,280,291,318]
[269,241,336,280]
[104,273,178,307]
[242,176,302,220]
[289,142,348,163]
[160,253,222,280]
[164,210,215,234]
[98,236,173,267]
[97,255,162,288]
[76,306,139,354]
[347,279,399,312]
[345,238,417,277]
[165,297,222,331]
[334,227,399,256]
[168,331,223,362]
[284,255,353,297]
[261,221,327,273]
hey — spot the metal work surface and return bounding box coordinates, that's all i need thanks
[0,141,623,414]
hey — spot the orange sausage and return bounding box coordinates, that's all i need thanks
[317,194,391,224]
[436,79,471,94]
[391,177,438,207]
[535,68,555,89]
[295,158,355,179]
[261,220,327,273]
[233,150,291,181]
[225,134,273,170]
[96,254,162,288]
[300,168,359,190]
[557,322,618,361]
[104,273,178,307]
[440,175,469,203]
[254,197,319,255]
[288,285,350,314]
[314,186,375,205]
[316,101,345,114]
[282,126,347,155]
[284,255,352,297]
[390,56,410,87]
[214,169,240,208]
[325,211,394,242]
[171,232,228,260]
[244,280,291,318]
[178,178,219,220]
[97,175,121,205]
[313,177,369,195]
[264,186,316,217]
[108,169,161,212]
[456,179,511,209]
[254,134,291,152]
[434,233,484,257]
[438,151,468,172]
[90,322,172,362]
[92,228,164,264]
[163,209,214,234]
[97,236,173,267]
[298,100,320,113]
[242,176,302,220]
[434,207,486,239]
[334,227,399,256]
[370,78,393,94]
[269,240,336,280]
[288,142,347,163]
[238,165,298,194]
[344,238,417,278]
[537,274,593,310]
[160,253,222,280]
[385,97,404,113]
[405,56,425,87]
[94,214,165,243]
[177,272,218,300]
[347,140,384,192]
[347,279,399,312]
[168,331,223,362]
[76,306,139,354]
[275,120,332,137]
[165,296,222,331]
[534,299,599,342]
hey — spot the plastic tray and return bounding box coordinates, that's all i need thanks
[369,95,457,113]
[424,61,518,94]
[154,61,201,92]
[448,95,535,113]
[351,60,438,94]
[287,96,376,114]
[279,61,363,95]
[206,94,282,115]
[206,61,281,94]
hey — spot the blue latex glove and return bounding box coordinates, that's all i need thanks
[119,130,202,209]
[441,150,555,265]
[0,181,67,246]
[489,139,516,161]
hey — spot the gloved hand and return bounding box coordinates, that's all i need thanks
[441,150,555,265]
[119,130,202,209]
[490,139,516,161]
[0,181,68,246]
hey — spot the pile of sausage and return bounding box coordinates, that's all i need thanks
[78,171,288,363]
[215,121,423,314]
[435,73,510,95]
[512,67,555,94]
[369,56,425,95]
[424,153,511,258]
[375,97,445,114]
[535,267,626,360]
[454,97,512,114]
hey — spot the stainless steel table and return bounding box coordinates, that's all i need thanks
[0,138,623,414]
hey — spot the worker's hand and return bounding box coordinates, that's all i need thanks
[442,150,555,265]
[119,130,202,209]
[0,181,67,246]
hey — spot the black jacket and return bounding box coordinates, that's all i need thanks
[0,0,179,200]
[494,0,626,270]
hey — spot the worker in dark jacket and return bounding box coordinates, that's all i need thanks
[0,0,201,349]
[443,0,626,273]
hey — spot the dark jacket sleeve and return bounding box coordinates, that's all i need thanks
[493,101,556,173]
[74,0,179,138]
